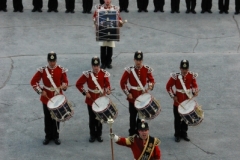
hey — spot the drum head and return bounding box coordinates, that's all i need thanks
[134,93,152,109]
[178,99,196,114]
[92,96,110,112]
[47,95,65,109]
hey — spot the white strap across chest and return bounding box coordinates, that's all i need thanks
[130,68,145,91]
[45,67,59,94]
[178,74,192,99]
[90,72,104,94]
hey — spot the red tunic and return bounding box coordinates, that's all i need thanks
[76,69,111,106]
[116,135,161,160]
[30,65,68,105]
[120,65,155,103]
[93,4,122,21]
[166,71,198,106]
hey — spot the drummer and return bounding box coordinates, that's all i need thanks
[76,56,111,143]
[93,0,124,69]
[30,52,68,145]
[120,51,155,136]
[166,60,199,142]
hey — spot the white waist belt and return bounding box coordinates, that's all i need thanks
[130,85,144,91]
[43,85,57,92]
[88,88,101,94]
[176,89,191,93]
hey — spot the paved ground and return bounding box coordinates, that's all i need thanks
[0,0,240,160]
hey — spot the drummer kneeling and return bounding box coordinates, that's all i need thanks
[110,120,161,160]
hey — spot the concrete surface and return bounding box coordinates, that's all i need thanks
[0,0,240,160]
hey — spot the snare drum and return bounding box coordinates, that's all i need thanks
[134,93,161,120]
[92,96,118,123]
[47,95,74,122]
[178,99,204,126]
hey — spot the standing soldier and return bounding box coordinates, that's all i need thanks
[76,56,111,143]
[65,0,75,13]
[166,60,199,142]
[137,0,149,12]
[119,0,129,12]
[82,0,92,13]
[0,0,7,12]
[120,51,155,136]
[185,0,197,14]
[218,0,229,14]
[32,0,43,12]
[154,0,165,12]
[48,0,58,12]
[30,52,68,145]
[235,0,240,14]
[171,0,180,13]
[201,0,212,13]
[13,0,23,12]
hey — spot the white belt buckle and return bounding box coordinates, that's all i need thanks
[137,86,141,91]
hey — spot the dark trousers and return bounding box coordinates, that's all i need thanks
[218,0,229,11]
[201,0,212,11]
[173,106,188,137]
[100,0,104,4]
[83,0,92,12]
[154,0,165,10]
[43,104,60,139]
[87,105,102,137]
[186,0,196,11]
[171,0,180,11]
[33,0,43,9]
[66,0,75,11]
[129,102,141,136]
[236,0,240,12]
[100,46,113,66]
[13,0,23,11]
[0,0,7,10]
[119,0,129,10]
[137,0,149,10]
[48,0,58,10]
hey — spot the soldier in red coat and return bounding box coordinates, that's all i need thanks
[120,51,155,136]
[110,120,161,160]
[166,60,199,142]
[30,52,68,145]
[76,56,111,143]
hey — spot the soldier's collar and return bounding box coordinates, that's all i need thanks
[92,69,100,74]
[134,65,143,70]
[48,64,57,70]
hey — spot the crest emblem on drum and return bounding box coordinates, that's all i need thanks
[50,55,54,59]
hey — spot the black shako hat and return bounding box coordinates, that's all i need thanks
[91,56,100,66]
[180,59,189,69]
[47,51,57,61]
[138,119,149,130]
[134,50,143,61]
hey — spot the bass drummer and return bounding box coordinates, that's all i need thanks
[76,56,111,143]
[166,60,199,143]
[30,52,68,145]
[120,51,155,136]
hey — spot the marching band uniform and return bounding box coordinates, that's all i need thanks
[65,0,75,13]
[166,60,198,142]
[32,0,43,12]
[218,0,229,14]
[171,0,180,13]
[201,0,212,13]
[13,0,23,12]
[30,52,68,145]
[185,0,197,14]
[48,0,58,12]
[119,0,129,12]
[120,51,155,136]
[154,0,165,12]
[76,57,111,142]
[0,0,7,12]
[93,3,123,69]
[137,0,149,12]
[110,121,161,160]
[82,0,92,13]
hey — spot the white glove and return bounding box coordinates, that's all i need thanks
[109,133,119,142]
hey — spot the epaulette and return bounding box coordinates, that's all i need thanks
[125,134,136,145]
[37,66,47,73]
[124,66,134,73]
[189,71,198,79]
[101,69,110,77]
[170,72,180,80]
[154,137,161,146]
[144,65,154,73]
[83,70,92,78]
[58,65,68,73]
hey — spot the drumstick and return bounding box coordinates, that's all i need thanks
[186,89,201,104]
[176,100,186,110]
[90,97,100,108]
[46,95,54,103]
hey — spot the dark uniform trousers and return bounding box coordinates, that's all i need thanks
[0,0,7,10]
[218,0,229,11]
[236,0,240,12]
[48,0,58,10]
[186,0,196,11]
[171,0,180,12]
[100,46,113,66]
[154,0,165,11]
[129,102,141,136]
[13,0,23,11]
[137,0,149,10]
[65,0,75,11]
[201,0,212,11]
[83,0,93,12]
[100,0,104,4]
[173,106,188,138]
[119,0,129,10]
[87,105,102,137]
[33,0,43,9]
[43,104,60,139]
